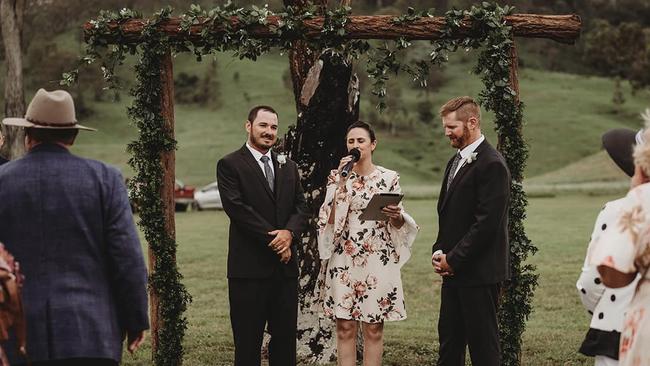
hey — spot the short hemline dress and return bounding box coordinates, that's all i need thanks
[315,166,418,323]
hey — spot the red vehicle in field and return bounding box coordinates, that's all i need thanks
[174,179,195,211]
[128,178,196,212]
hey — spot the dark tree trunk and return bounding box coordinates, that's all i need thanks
[282,2,360,363]
[286,51,360,365]
[0,0,26,160]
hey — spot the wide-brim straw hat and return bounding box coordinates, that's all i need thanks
[2,88,96,131]
[602,128,643,177]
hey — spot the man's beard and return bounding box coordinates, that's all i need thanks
[251,133,276,150]
[450,126,471,148]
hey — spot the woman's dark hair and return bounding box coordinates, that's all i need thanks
[346,121,376,142]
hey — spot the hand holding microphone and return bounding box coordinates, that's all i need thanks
[338,148,361,179]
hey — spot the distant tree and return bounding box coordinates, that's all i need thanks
[612,77,626,112]
[1,0,26,160]
[416,99,435,123]
[201,59,221,109]
[370,78,408,135]
[583,20,650,96]
[173,61,221,108]
[282,67,293,91]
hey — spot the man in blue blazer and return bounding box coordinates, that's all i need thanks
[0,89,149,366]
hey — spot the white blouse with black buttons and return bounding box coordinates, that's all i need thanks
[577,198,640,332]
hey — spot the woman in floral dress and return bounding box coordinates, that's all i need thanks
[316,121,419,366]
[589,124,650,366]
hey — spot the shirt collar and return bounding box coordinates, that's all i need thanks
[246,142,272,162]
[458,134,485,159]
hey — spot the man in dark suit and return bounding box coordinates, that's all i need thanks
[217,105,308,366]
[432,96,511,366]
[0,89,149,366]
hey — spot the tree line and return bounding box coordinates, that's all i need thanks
[1,0,649,158]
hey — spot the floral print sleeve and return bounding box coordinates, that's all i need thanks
[588,186,648,274]
[385,171,419,267]
[317,170,351,260]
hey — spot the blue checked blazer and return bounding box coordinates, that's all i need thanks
[0,143,149,363]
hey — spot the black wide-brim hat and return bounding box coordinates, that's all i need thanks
[602,128,639,177]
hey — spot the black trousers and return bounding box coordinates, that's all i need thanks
[16,359,117,366]
[229,271,298,366]
[437,284,501,366]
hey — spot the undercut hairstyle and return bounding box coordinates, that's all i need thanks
[439,96,481,123]
[26,128,78,145]
[247,105,278,123]
[347,120,376,142]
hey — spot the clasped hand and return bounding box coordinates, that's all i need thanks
[432,251,454,277]
[268,229,292,264]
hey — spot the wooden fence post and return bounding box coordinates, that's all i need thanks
[149,49,176,358]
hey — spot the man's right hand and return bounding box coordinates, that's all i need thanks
[127,330,146,354]
[268,229,292,254]
[280,247,292,264]
[432,251,453,277]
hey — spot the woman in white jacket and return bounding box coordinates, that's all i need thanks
[576,128,642,366]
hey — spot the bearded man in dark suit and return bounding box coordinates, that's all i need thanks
[217,105,308,366]
[432,96,511,366]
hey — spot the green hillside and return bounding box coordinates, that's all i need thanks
[4,42,650,190]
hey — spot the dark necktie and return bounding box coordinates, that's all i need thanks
[446,152,462,191]
[260,155,274,192]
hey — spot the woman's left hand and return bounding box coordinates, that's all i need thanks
[382,204,404,228]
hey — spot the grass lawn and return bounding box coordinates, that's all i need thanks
[121,192,621,365]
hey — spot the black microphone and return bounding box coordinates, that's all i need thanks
[340,148,361,178]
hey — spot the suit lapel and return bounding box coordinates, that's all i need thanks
[272,151,283,201]
[438,155,456,213]
[439,140,489,212]
[239,146,275,202]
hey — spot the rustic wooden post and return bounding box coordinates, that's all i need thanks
[87,14,581,44]
[497,40,521,152]
[498,39,530,366]
[508,42,521,111]
[148,49,176,357]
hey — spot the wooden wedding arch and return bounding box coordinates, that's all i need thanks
[79,3,580,365]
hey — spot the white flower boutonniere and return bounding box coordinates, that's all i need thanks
[464,152,478,165]
[277,153,287,168]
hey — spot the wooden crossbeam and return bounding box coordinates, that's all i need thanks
[85,13,581,45]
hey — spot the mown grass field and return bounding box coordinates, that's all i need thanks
[118,192,621,365]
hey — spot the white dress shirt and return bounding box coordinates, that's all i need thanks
[451,134,485,178]
[246,142,274,178]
